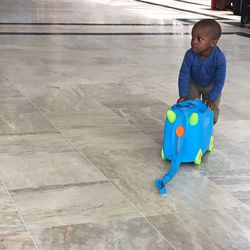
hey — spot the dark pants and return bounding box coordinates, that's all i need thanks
[188,81,221,124]
[241,0,250,24]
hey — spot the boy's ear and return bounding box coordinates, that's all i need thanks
[211,38,218,47]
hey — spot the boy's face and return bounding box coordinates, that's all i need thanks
[191,25,218,58]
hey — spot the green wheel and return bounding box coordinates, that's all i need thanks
[208,136,214,152]
[161,148,166,160]
[194,149,202,165]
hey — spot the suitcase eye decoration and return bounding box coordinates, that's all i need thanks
[189,112,198,126]
[167,110,176,123]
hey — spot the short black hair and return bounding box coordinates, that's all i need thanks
[193,19,222,40]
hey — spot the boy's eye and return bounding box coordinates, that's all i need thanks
[191,37,203,42]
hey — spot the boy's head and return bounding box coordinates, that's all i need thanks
[191,19,222,58]
[193,19,222,40]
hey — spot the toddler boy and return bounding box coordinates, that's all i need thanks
[177,19,226,124]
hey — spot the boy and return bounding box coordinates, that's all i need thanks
[177,19,226,124]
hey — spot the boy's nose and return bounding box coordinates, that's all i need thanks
[192,39,198,45]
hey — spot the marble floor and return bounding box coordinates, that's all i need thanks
[0,0,250,249]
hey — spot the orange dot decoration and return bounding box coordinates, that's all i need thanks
[176,125,185,137]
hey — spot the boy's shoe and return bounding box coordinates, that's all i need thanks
[243,23,250,28]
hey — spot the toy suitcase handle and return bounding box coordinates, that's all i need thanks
[172,99,201,109]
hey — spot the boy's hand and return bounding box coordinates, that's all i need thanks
[177,97,188,103]
[204,98,215,111]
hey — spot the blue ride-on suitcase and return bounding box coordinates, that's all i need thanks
[155,99,214,195]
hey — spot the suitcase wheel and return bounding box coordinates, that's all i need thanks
[208,136,214,152]
[194,148,202,165]
[161,148,166,160]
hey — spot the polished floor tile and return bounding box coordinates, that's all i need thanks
[0,151,106,190]
[0,133,73,155]
[147,206,250,250]
[0,232,37,250]
[9,181,140,229]
[31,217,174,250]
[0,185,25,235]
[215,171,250,206]
[47,107,128,130]
[0,185,36,249]
[61,124,159,152]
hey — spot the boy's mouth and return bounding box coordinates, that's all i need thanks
[192,47,199,52]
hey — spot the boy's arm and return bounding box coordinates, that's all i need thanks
[178,50,193,101]
[208,54,226,102]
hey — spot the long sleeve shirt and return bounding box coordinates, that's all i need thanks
[178,46,226,102]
